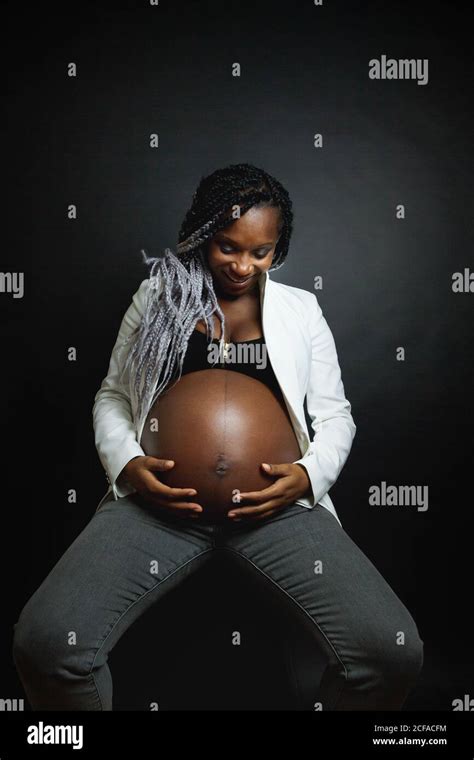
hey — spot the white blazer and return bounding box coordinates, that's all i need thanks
[93,269,357,526]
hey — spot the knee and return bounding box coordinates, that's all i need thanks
[13,593,96,685]
[12,599,68,680]
[12,603,48,677]
[374,621,424,687]
[396,630,424,681]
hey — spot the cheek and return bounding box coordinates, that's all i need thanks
[203,245,216,269]
[206,246,226,271]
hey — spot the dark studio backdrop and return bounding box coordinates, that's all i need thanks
[2,0,473,711]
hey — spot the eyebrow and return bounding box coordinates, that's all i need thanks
[215,234,274,249]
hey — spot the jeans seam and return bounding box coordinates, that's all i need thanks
[87,548,214,709]
[222,547,349,708]
[89,673,104,711]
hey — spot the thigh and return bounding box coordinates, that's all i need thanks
[224,503,422,670]
[15,493,215,666]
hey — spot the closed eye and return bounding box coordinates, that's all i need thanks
[219,244,270,259]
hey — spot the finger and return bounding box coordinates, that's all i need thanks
[236,484,284,503]
[261,462,292,476]
[145,457,176,471]
[167,504,204,519]
[146,496,203,512]
[155,485,200,500]
[230,506,281,521]
[228,500,281,517]
[142,472,198,499]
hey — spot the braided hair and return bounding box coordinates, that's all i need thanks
[120,162,294,430]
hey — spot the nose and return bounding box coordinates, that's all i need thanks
[229,256,254,277]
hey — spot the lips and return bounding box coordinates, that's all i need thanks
[225,271,254,284]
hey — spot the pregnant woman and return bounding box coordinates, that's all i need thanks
[12,163,424,710]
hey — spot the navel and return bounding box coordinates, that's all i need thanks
[214,452,230,477]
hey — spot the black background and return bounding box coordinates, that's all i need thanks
[2,0,473,710]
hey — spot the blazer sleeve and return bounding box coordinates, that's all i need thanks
[92,278,150,498]
[293,292,357,508]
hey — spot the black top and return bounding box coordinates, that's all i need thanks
[179,329,282,398]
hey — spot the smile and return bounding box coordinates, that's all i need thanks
[224,272,254,284]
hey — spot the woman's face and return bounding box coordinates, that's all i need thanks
[205,205,281,298]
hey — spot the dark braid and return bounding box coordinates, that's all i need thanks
[176,163,293,271]
[120,163,294,430]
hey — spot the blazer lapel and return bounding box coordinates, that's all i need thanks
[258,271,310,455]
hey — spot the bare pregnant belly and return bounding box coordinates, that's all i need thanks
[139,369,301,520]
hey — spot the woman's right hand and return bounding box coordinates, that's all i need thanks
[121,456,203,518]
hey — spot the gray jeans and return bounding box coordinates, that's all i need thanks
[12,492,423,710]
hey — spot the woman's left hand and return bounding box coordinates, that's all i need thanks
[227,462,312,521]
